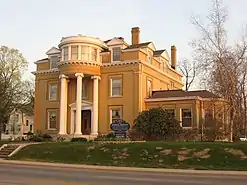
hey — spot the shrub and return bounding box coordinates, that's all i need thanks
[132,107,182,141]
[71,137,88,142]
[42,133,53,141]
[94,133,118,141]
[180,128,200,141]
[28,135,43,142]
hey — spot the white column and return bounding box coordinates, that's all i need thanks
[70,109,75,134]
[74,73,84,135]
[59,74,68,135]
[91,76,100,136]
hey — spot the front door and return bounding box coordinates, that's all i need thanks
[81,110,91,134]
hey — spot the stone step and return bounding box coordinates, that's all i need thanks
[0,144,20,158]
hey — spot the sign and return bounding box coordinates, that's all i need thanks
[110,119,130,137]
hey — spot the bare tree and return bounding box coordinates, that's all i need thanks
[179,59,196,91]
[190,0,247,140]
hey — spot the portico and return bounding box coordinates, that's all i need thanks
[58,73,100,137]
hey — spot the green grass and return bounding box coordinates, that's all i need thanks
[9,141,247,171]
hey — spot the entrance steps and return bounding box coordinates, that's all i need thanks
[0,144,20,158]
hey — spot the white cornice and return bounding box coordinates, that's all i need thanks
[59,35,108,49]
[57,60,101,67]
[34,59,48,64]
[145,96,228,102]
[100,52,110,55]
[122,48,140,52]
[102,60,139,67]
[31,68,59,75]
[145,96,200,102]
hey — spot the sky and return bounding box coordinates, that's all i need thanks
[1,0,247,84]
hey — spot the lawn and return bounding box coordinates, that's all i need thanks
[9,141,247,171]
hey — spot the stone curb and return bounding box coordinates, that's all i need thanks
[0,159,247,176]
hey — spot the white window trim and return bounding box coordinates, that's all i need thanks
[47,110,57,130]
[147,79,152,97]
[180,108,193,129]
[111,46,122,62]
[109,107,123,124]
[48,84,57,101]
[110,77,122,97]
[49,55,59,69]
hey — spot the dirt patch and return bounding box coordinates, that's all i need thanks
[160,149,172,155]
[177,155,191,161]
[193,148,211,159]
[87,146,95,151]
[178,149,192,155]
[225,148,247,159]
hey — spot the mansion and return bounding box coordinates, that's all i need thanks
[33,27,230,139]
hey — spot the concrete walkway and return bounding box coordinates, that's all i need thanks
[1,159,247,176]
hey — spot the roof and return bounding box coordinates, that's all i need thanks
[153,50,166,56]
[36,58,48,62]
[150,90,220,99]
[124,42,152,49]
[104,37,125,43]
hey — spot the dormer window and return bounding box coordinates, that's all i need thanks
[50,56,58,69]
[112,47,121,61]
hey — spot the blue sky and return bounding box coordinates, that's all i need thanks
[1,0,246,80]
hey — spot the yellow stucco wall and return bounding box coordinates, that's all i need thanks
[37,60,50,71]
[34,73,60,134]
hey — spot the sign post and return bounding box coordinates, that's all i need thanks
[110,119,130,138]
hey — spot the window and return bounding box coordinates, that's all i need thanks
[205,109,213,119]
[110,108,122,123]
[181,109,192,128]
[30,125,33,132]
[111,77,122,96]
[48,84,57,100]
[147,80,152,97]
[91,48,97,61]
[47,110,57,130]
[71,45,78,60]
[81,46,90,60]
[82,80,88,99]
[164,109,175,118]
[63,47,68,61]
[26,120,29,126]
[112,47,121,61]
[50,56,58,68]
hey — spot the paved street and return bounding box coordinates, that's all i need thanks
[0,163,246,185]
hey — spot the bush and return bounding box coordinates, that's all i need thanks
[71,137,88,142]
[132,107,182,141]
[42,133,53,141]
[180,128,200,141]
[28,135,44,142]
[94,133,117,141]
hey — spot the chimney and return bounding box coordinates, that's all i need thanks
[171,45,177,70]
[131,27,140,45]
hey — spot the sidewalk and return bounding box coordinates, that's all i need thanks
[1,159,247,176]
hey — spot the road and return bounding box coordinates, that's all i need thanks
[0,163,246,185]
